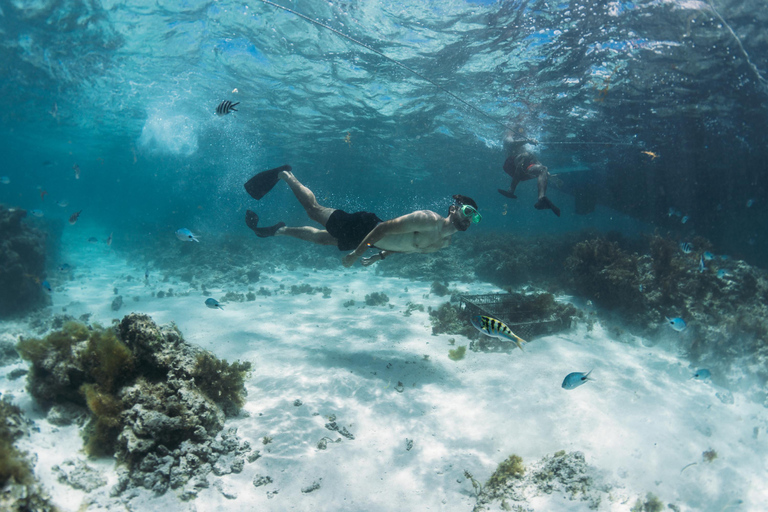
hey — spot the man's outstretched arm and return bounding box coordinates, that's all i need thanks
[342,210,441,267]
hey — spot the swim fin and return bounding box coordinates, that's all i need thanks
[245,210,285,237]
[534,197,561,217]
[497,188,517,199]
[244,164,291,200]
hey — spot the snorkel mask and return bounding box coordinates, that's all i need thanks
[459,204,482,224]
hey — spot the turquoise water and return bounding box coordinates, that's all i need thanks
[2,1,768,510]
[2,0,765,260]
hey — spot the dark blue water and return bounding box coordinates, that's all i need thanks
[0,0,766,263]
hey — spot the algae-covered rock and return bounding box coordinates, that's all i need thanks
[16,313,253,496]
[0,396,59,512]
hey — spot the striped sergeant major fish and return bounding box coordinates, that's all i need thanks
[216,100,239,115]
[470,315,527,351]
[679,242,693,254]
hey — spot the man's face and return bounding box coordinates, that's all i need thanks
[450,205,472,231]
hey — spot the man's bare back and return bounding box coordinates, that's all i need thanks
[342,209,464,267]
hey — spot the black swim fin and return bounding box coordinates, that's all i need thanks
[534,197,561,217]
[245,210,285,237]
[244,164,291,200]
[497,188,517,199]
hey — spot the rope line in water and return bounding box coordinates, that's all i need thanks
[256,0,635,147]
[705,0,768,91]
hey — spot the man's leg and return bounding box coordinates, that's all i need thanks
[277,226,337,245]
[279,170,335,227]
[533,171,561,217]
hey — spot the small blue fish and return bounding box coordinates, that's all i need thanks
[703,251,714,261]
[59,263,71,273]
[638,284,644,292]
[667,207,676,217]
[699,255,706,273]
[175,228,199,243]
[0,176,9,184]
[205,298,224,310]
[470,315,527,350]
[42,280,52,292]
[562,370,592,390]
[88,237,98,244]
[679,242,693,254]
[30,209,44,218]
[56,199,69,207]
[681,215,689,224]
[746,199,754,208]
[719,255,731,261]
[693,369,711,380]
[666,317,687,332]
[717,269,731,279]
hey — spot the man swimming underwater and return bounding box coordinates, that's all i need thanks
[498,132,561,217]
[243,165,481,267]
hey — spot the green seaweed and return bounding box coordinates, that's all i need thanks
[487,454,525,492]
[0,398,32,486]
[448,345,466,361]
[82,328,134,393]
[16,321,90,363]
[192,353,252,414]
[80,383,126,457]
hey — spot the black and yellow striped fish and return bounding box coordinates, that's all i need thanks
[470,315,527,351]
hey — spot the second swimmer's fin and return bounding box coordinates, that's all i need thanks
[244,164,291,200]
[497,188,517,199]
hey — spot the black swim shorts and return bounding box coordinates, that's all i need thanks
[326,210,383,251]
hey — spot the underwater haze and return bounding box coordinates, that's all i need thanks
[2,0,768,511]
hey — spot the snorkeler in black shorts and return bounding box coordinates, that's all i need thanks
[244,165,480,267]
[498,135,561,217]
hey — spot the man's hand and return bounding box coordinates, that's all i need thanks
[342,251,359,268]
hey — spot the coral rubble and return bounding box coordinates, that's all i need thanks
[16,314,253,497]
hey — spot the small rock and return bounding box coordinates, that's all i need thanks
[253,475,273,488]
[7,368,28,380]
[301,480,321,493]
[53,459,107,492]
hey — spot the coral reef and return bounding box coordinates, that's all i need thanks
[0,205,49,317]
[429,302,477,338]
[565,234,768,393]
[16,314,253,497]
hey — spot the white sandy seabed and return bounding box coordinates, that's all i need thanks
[1,245,767,512]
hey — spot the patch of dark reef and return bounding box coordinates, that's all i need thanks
[15,314,254,498]
[0,395,59,512]
[565,234,768,394]
[0,204,49,318]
